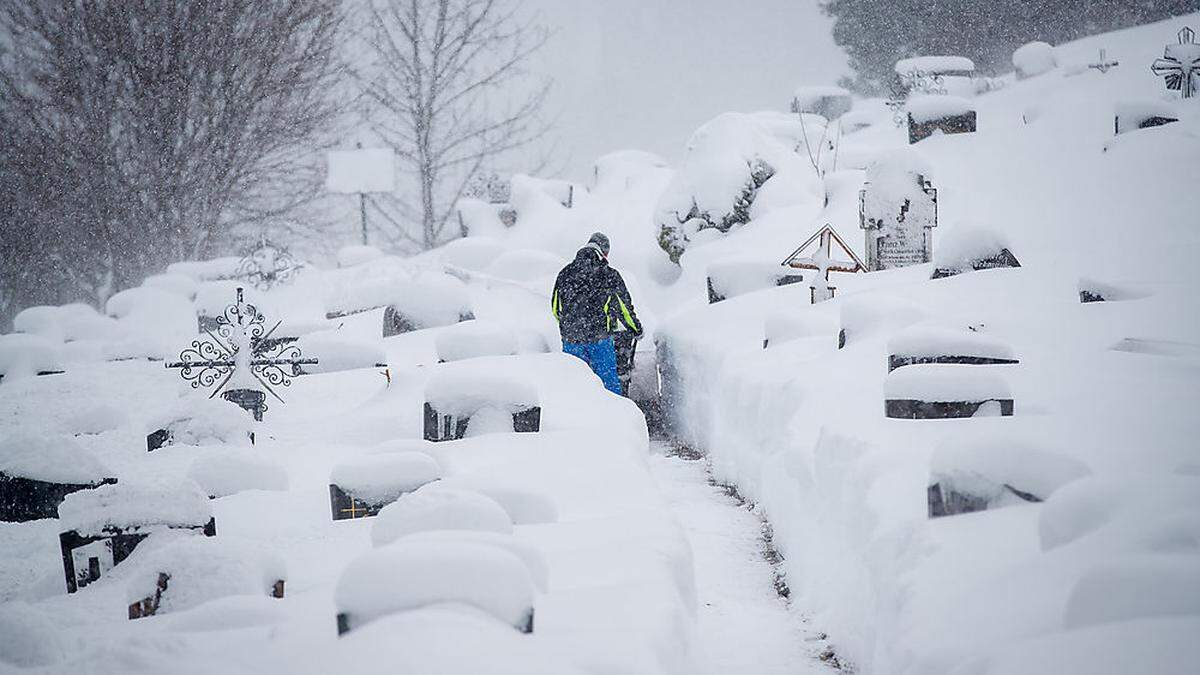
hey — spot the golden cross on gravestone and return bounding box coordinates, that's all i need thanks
[1151,27,1200,99]
[340,501,368,518]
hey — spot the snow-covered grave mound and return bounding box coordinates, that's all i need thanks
[384,271,474,337]
[790,84,853,119]
[399,530,549,592]
[329,452,442,520]
[884,363,1014,418]
[145,395,255,451]
[0,433,116,522]
[705,258,802,303]
[932,225,1021,278]
[887,325,1017,371]
[423,369,541,441]
[293,333,387,374]
[0,333,63,382]
[186,452,289,498]
[13,303,124,345]
[334,539,536,635]
[371,486,513,546]
[762,310,839,349]
[427,478,558,525]
[435,319,519,362]
[120,535,287,619]
[927,438,1091,517]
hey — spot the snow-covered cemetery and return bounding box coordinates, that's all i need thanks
[1,1,1199,673]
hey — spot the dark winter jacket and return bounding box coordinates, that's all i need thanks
[552,247,642,343]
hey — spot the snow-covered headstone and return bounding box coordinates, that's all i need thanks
[370,487,513,546]
[57,481,215,593]
[1113,100,1179,135]
[790,85,853,120]
[884,364,1014,419]
[0,434,117,522]
[434,320,518,363]
[126,537,286,619]
[146,395,255,451]
[927,439,1090,518]
[329,453,442,520]
[887,326,1018,372]
[382,273,474,338]
[931,226,1021,279]
[859,148,937,271]
[1012,41,1057,79]
[705,259,804,304]
[423,372,541,442]
[906,95,976,144]
[893,55,975,98]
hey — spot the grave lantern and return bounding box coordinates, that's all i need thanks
[165,287,317,421]
[781,224,865,303]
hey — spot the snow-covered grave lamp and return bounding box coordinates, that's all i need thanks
[164,287,317,421]
[1151,26,1200,99]
[235,235,302,291]
[781,224,866,304]
[325,144,397,245]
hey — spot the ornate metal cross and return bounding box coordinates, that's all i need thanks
[1089,49,1119,74]
[165,288,317,403]
[1151,27,1199,99]
[236,236,302,291]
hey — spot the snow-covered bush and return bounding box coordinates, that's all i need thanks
[1012,41,1057,79]
[58,479,212,536]
[187,453,289,498]
[334,540,536,634]
[435,320,519,362]
[0,333,62,381]
[371,487,513,547]
[330,453,442,505]
[654,112,825,263]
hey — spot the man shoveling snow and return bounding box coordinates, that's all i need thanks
[551,232,643,395]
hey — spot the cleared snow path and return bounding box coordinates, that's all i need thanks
[648,442,832,675]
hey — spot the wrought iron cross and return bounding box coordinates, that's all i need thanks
[1089,49,1119,74]
[236,236,301,291]
[1151,27,1200,99]
[165,288,317,402]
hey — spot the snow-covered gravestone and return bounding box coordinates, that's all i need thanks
[887,326,1018,372]
[790,85,853,120]
[859,149,937,271]
[434,320,518,363]
[906,95,976,144]
[884,364,1014,419]
[705,259,804,304]
[57,481,215,594]
[1113,101,1179,135]
[781,224,865,303]
[326,146,397,245]
[1151,27,1200,99]
[329,453,442,520]
[930,226,1021,279]
[334,540,535,636]
[145,396,256,451]
[383,274,474,338]
[0,435,117,522]
[927,440,1090,518]
[422,371,541,442]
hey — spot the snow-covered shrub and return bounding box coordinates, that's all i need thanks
[654,112,825,263]
[399,530,549,592]
[0,333,62,381]
[145,395,254,448]
[122,535,286,616]
[58,479,212,536]
[187,453,289,498]
[330,453,441,505]
[370,487,513,547]
[1012,41,1057,79]
[790,85,853,119]
[334,540,536,634]
[435,320,519,362]
[337,245,384,268]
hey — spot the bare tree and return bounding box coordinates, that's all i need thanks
[361,0,550,250]
[0,0,346,324]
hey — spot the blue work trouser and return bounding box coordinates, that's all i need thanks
[562,338,622,395]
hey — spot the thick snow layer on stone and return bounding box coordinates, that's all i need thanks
[330,452,441,503]
[888,325,1015,360]
[146,395,254,447]
[142,273,199,300]
[166,257,242,281]
[13,303,122,344]
[296,334,385,373]
[61,402,129,435]
[792,84,850,108]
[187,453,289,498]
[334,540,534,632]
[425,370,539,416]
[885,363,1012,401]
[0,333,61,380]
[1063,555,1200,629]
[120,534,286,612]
[435,320,519,362]
[895,55,975,74]
[861,147,934,233]
[931,438,1090,501]
[839,294,926,346]
[906,94,975,123]
[707,258,787,299]
[428,480,559,525]
[1012,41,1057,78]
[390,272,472,328]
[763,311,838,348]
[0,433,111,483]
[1113,99,1180,134]
[371,487,513,546]
[166,594,286,632]
[934,225,1013,272]
[337,245,384,268]
[400,530,549,592]
[58,479,211,536]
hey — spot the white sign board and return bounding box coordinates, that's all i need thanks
[325,148,396,194]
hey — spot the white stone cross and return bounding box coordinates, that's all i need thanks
[1152,27,1200,99]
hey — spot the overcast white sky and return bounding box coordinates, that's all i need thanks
[525,0,848,180]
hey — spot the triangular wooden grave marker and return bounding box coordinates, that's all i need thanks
[782,224,865,302]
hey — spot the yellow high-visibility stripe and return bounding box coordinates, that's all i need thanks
[603,297,612,331]
[617,297,637,331]
[552,291,561,321]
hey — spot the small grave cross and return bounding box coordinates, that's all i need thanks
[236,236,301,291]
[1151,27,1200,99]
[165,288,317,406]
[1089,48,1119,74]
[782,224,866,303]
